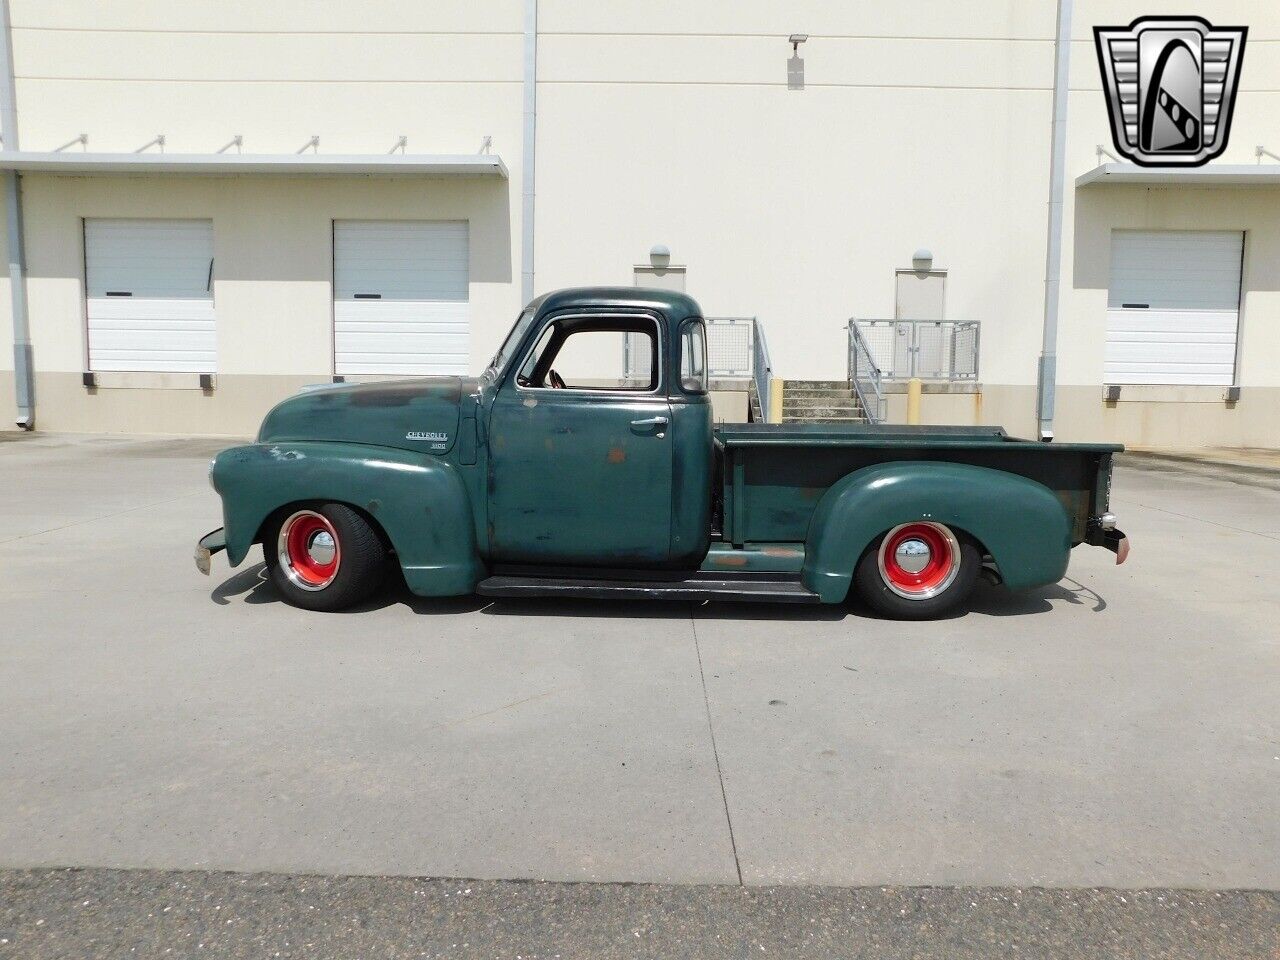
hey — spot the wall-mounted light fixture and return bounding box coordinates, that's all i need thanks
[649,244,671,268]
[787,35,808,90]
[911,248,934,272]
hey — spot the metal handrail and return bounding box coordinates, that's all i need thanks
[847,319,887,423]
[751,318,773,422]
[851,318,980,381]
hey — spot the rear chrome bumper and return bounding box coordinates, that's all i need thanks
[194,527,227,576]
[1102,527,1130,565]
[1086,515,1129,565]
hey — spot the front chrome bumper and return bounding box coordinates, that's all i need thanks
[194,527,227,576]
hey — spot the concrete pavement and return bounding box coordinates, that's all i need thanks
[0,433,1277,892]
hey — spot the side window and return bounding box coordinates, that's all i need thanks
[680,320,708,393]
[518,318,659,392]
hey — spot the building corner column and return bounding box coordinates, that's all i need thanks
[0,0,33,429]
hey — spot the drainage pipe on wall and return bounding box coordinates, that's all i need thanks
[1036,0,1072,442]
[0,0,32,429]
[520,0,537,306]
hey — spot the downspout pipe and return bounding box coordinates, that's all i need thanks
[1036,0,1072,442]
[520,0,537,306]
[0,0,32,429]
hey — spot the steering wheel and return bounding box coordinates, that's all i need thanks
[548,369,566,390]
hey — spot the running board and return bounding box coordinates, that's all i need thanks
[476,573,822,604]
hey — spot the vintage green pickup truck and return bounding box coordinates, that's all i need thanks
[197,287,1128,620]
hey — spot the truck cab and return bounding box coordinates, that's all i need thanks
[199,287,1127,620]
[483,289,714,568]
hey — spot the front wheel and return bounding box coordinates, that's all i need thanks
[853,521,981,620]
[264,503,387,611]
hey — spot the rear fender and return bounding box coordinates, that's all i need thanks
[212,441,481,596]
[802,461,1071,602]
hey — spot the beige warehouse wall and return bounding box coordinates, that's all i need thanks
[899,385,1280,449]
[8,1,522,156]
[2,0,1279,446]
[5,0,527,433]
[533,1,1058,384]
[18,174,518,433]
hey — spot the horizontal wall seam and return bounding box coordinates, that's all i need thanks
[16,77,523,84]
[14,28,1280,43]
[11,27,525,36]
[26,80,1280,95]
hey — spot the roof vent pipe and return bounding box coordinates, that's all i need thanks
[1036,0,1073,442]
[520,0,537,305]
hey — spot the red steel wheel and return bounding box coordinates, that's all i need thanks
[277,509,341,591]
[876,521,961,601]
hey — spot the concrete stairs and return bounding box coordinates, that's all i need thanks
[780,380,867,424]
[747,379,765,423]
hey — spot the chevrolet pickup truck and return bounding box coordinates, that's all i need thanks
[197,287,1128,620]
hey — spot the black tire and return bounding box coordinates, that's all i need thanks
[853,521,982,621]
[264,502,387,612]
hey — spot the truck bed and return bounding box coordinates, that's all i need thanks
[713,423,1121,547]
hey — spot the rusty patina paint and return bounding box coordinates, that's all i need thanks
[606,447,627,464]
[257,377,472,457]
[711,553,749,566]
[762,545,799,557]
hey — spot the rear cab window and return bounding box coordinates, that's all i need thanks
[680,319,708,394]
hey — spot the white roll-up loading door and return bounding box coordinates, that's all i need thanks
[333,220,470,376]
[1105,230,1243,385]
[84,219,216,372]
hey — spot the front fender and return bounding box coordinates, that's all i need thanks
[212,441,482,596]
[802,461,1071,603]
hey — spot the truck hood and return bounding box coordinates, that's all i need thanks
[257,377,480,456]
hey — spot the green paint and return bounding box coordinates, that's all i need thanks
[207,287,1121,604]
[802,461,1073,602]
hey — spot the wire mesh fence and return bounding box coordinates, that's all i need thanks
[705,318,755,376]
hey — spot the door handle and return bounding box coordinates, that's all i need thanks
[631,415,668,437]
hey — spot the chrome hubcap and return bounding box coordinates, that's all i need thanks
[307,531,336,566]
[877,521,962,601]
[894,538,932,574]
[277,510,341,592]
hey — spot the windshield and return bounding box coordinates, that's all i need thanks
[486,307,538,377]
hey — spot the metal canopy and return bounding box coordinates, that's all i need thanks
[0,151,508,178]
[1076,163,1280,187]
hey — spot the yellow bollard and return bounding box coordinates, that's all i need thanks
[769,378,784,424]
[906,377,922,425]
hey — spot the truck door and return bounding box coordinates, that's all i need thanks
[487,312,673,566]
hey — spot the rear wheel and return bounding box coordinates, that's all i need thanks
[265,503,386,611]
[853,521,981,620]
